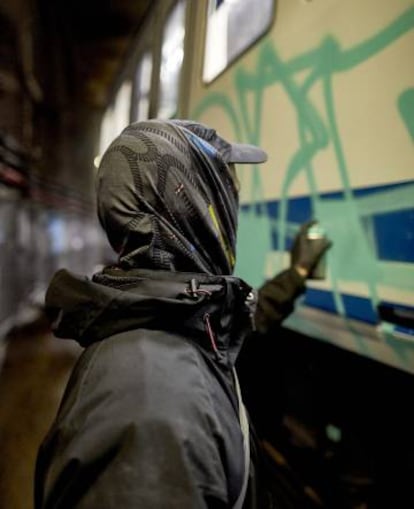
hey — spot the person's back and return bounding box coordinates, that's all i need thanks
[35,119,269,508]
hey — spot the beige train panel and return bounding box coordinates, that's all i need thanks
[188,0,414,201]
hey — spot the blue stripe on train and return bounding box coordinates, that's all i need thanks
[243,180,414,263]
[303,287,414,330]
[303,288,378,324]
[241,180,413,326]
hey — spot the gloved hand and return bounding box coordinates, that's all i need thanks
[290,220,332,278]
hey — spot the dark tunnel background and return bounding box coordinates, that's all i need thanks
[0,0,153,333]
[1,1,414,508]
[0,1,153,507]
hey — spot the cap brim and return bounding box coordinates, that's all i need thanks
[226,143,267,164]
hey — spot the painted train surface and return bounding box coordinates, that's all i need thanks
[194,0,414,373]
[191,0,414,375]
[97,0,414,374]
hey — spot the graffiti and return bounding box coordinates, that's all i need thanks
[192,5,414,330]
[398,88,414,141]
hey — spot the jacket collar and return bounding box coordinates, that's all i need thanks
[46,267,255,366]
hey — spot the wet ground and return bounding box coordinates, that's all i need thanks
[0,317,81,509]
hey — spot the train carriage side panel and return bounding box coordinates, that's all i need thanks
[187,0,414,373]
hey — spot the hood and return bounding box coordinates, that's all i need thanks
[45,267,255,365]
[96,120,239,274]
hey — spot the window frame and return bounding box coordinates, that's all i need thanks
[131,49,154,123]
[157,0,187,119]
[202,0,277,85]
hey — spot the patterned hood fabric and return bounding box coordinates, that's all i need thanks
[97,119,242,275]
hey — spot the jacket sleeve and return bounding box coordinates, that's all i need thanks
[235,269,306,443]
[34,340,230,509]
[35,417,228,509]
[254,267,306,335]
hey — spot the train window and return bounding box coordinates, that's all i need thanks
[133,51,153,122]
[97,80,132,163]
[157,0,186,119]
[203,0,274,83]
[97,106,115,162]
[113,80,132,134]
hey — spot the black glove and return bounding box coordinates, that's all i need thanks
[290,220,332,277]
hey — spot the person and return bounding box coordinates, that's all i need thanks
[35,118,264,509]
[34,118,330,509]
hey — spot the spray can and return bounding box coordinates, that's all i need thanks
[307,223,327,280]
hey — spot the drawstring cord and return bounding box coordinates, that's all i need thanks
[185,278,213,298]
[203,313,220,358]
[186,279,220,358]
[185,288,212,297]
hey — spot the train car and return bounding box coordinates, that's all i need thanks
[100,0,414,375]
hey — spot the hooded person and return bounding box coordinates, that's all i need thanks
[34,119,270,509]
[34,119,331,509]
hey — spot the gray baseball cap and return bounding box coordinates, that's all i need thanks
[171,120,267,164]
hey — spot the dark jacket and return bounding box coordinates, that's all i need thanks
[237,268,306,444]
[35,267,257,509]
[254,268,306,335]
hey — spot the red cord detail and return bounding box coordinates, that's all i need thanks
[203,313,219,354]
